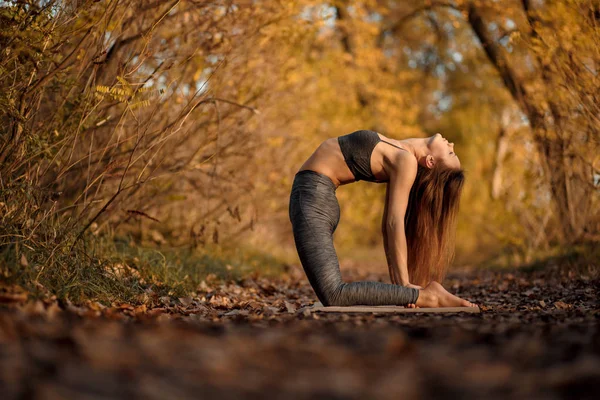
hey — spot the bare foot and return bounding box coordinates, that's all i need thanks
[415,281,477,308]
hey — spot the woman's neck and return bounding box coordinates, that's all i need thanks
[400,137,430,164]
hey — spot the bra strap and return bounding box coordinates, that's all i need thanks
[380,139,408,152]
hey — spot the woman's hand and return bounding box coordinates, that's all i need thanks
[390,279,422,290]
[405,283,422,290]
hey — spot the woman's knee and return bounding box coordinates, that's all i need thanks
[319,282,346,307]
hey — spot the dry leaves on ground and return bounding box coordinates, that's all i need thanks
[0,262,598,399]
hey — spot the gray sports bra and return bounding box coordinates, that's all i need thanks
[337,129,407,183]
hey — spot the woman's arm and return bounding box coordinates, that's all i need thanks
[382,151,418,287]
[382,182,402,284]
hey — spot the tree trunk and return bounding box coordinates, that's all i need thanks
[467,2,577,241]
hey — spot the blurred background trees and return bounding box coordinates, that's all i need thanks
[1,0,598,287]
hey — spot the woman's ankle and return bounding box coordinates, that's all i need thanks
[415,288,438,308]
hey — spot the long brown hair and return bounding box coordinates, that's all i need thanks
[404,163,465,286]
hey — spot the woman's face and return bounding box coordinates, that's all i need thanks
[428,133,461,169]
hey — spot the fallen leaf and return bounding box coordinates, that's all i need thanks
[553,301,570,310]
[179,297,193,307]
[284,301,297,313]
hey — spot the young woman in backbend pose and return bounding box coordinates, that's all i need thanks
[288,130,477,308]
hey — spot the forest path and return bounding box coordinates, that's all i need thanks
[1,262,598,399]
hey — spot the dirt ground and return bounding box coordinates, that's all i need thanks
[1,260,598,400]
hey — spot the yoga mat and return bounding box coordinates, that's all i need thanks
[305,302,481,314]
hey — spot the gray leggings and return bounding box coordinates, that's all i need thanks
[288,170,419,306]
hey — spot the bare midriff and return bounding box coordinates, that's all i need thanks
[297,133,408,188]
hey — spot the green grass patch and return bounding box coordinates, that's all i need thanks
[0,234,288,306]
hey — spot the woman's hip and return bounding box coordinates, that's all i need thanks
[289,170,340,231]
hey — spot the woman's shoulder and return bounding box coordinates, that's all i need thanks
[388,149,417,181]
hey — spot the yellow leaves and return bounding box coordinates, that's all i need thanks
[365,23,380,36]
[342,53,354,63]
[95,78,164,110]
[258,35,271,49]
[95,85,111,94]
[247,59,261,70]
[267,136,284,148]
[507,30,520,44]
[116,76,133,93]
[284,70,302,85]
[129,99,151,110]
[95,84,129,102]
[213,6,227,19]
[212,32,223,44]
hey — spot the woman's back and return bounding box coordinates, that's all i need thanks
[298,130,409,187]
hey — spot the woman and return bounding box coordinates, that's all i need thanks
[288,129,477,308]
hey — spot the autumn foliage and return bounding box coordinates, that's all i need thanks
[0,0,598,301]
